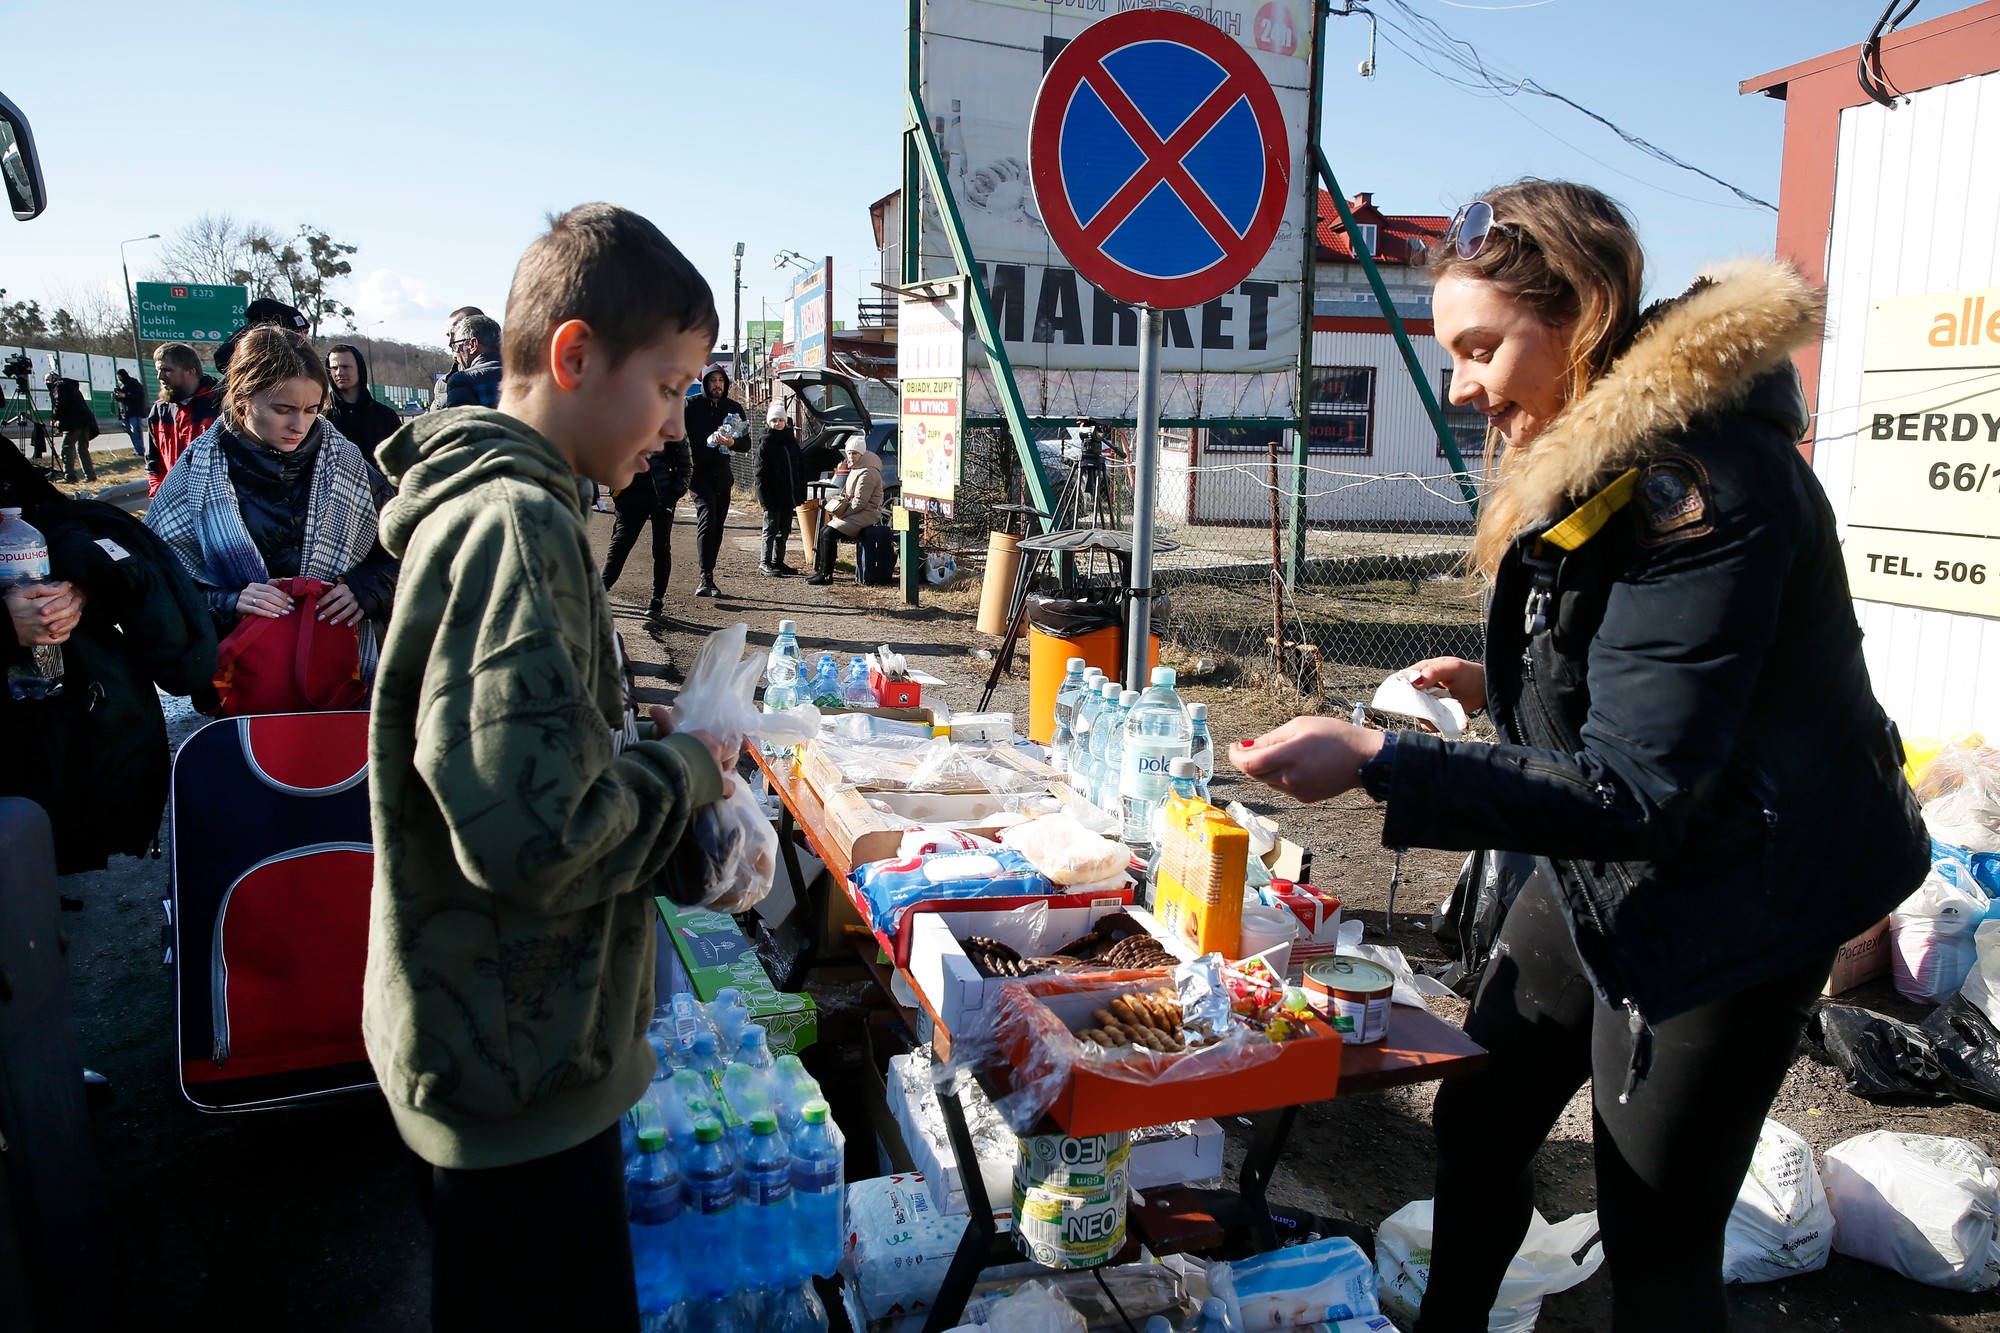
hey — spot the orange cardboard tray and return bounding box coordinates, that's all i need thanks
[992,972,1343,1136]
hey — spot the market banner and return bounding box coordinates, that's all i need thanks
[899,280,969,516]
[791,260,832,371]
[1844,285,2000,618]
[918,0,1313,422]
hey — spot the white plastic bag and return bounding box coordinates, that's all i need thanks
[841,1172,970,1317]
[1334,919,1456,1008]
[1917,742,2000,853]
[999,815,1129,886]
[1371,669,1469,740]
[1377,1201,1603,1332]
[1823,1130,2000,1291]
[1890,862,1991,1004]
[1723,1119,1834,1283]
[1961,919,2000,1032]
[1210,1235,1380,1329]
[984,1279,1087,1333]
[669,623,818,912]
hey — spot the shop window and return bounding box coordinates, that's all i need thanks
[1438,369,1487,461]
[1308,366,1374,455]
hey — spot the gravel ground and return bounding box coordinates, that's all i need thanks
[55,494,2000,1330]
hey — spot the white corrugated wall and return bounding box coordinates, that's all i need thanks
[1816,69,2000,740]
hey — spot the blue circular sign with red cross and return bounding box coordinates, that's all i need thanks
[1030,9,1291,310]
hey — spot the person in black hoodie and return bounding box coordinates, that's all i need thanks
[325,344,405,468]
[755,400,804,575]
[1,439,218,875]
[682,362,743,597]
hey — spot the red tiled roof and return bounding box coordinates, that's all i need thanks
[1317,190,1449,266]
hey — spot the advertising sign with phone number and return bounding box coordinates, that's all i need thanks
[1845,285,2000,618]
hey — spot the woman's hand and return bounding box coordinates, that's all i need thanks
[317,581,363,626]
[1406,656,1487,714]
[1230,716,1385,804]
[235,582,294,620]
[5,581,85,647]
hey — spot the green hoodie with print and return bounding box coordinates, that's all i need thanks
[362,407,721,1170]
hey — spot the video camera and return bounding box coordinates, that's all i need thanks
[2,352,32,396]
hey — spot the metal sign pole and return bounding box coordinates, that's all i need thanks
[1126,305,1164,690]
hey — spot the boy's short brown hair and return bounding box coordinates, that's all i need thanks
[502,204,719,383]
[221,326,328,430]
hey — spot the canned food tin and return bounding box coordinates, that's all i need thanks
[1303,956,1394,1045]
[1012,1130,1131,1268]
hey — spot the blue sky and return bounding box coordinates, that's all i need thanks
[2,1,1893,357]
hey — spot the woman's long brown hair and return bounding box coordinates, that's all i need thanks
[1428,180,1646,575]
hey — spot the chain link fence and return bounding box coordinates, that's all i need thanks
[928,425,1488,710]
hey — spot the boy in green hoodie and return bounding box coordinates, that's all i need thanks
[364,203,725,1333]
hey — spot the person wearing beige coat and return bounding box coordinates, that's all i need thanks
[806,439,883,583]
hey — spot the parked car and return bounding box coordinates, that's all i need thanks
[776,367,899,499]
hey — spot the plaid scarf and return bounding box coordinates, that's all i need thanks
[147,417,385,678]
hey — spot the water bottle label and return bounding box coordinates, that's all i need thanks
[689,1180,737,1216]
[630,1192,681,1226]
[746,1176,793,1206]
[792,1166,841,1194]
[0,549,49,582]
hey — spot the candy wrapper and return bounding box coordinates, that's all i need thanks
[1175,955,1236,1044]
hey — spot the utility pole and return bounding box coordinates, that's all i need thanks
[119,233,160,388]
[732,242,745,385]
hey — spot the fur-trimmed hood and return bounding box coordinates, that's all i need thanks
[1498,258,1822,537]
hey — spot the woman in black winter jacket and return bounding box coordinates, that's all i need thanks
[755,400,805,575]
[1233,180,1927,1332]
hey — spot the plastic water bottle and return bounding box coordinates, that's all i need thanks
[0,508,64,700]
[1188,701,1214,796]
[766,620,801,699]
[1075,678,1119,799]
[1051,713,1074,773]
[1121,667,1195,843]
[708,989,750,1057]
[766,1281,829,1333]
[684,1295,752,1333]
[721,1061,774,1150]
[1052,656,1089,733]
[839,655,874,707]
[645,1077,701,1160]
[1097,690,1138,814]
[789,1098,845,1281]
[738,1025,775,1070]
[1070,669,1107,752]
[738,1112,794,1293]
[627,1126,687,1315]
[687,1030,725,1081]
[1142,1318,1174,1333]
[1190,1296,1241,1331]
[680,1118,740,1300]
[770,1056,818,1138]
[1150,758,1202,854]
[808,653,842,708]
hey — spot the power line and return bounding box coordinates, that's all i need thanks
[1352,0,1777,211]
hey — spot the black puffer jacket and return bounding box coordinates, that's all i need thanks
[323,346,406,466]
[0,444,218,873]
[756,425,804,512]
[1383,261,1928,1033]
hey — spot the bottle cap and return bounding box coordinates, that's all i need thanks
[637,1126,667,1152]
[716,987,740,1006]
[1170,758,1198,778]
[749,1111,779,1135]
[779,619,796,634]
[691,1031,716,1053]
[694,1118,724,1143]
[1067,657,1085,671]
[1151,666,1176,687]
[741,1025,767,1048]
[802,1098,830,1124]
[1084,666,1104,679]
[1203,1298,1228,1316]
[1189,702,1208,720]
[1101,680,1120,696]
[1120,689,1140,705]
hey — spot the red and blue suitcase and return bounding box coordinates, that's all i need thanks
[169,711,377,1111]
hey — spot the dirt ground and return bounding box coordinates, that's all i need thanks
[57,494,2000,1330]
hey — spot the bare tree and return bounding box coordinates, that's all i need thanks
[151,212,255,286]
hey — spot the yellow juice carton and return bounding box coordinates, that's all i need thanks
[1150,796,1246,958]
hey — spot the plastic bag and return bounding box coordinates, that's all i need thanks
[1916,741,2000,853]
[984,1279,1087,1333]
[1211,1235,1381,1329]
[1824,1131,2000,1291]
[1890,861,1991,1004]
[1723,1119,1834,1283]
[1960,919,2000,1035]
[850,849,1051,936]
[1377,1201,1603,1332]
[1433,849,1545,997]
[1920,993,2000,1111]
[953,970,1288,1134]
[1334,919,1456,1008]
[1810,1003,1954,1104]
[1370,669,1469,741]
[999,815,1130,886]
[898,826,1002,858]
[841,1171,971,1317]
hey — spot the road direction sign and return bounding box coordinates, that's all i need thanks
[134,282,248,344]
[1029,10,1290,311]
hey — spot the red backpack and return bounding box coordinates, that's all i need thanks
[211,576,364,716]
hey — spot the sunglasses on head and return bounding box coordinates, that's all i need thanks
[1442,199,1508,261]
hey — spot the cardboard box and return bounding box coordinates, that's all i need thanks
[800,733,1057,803]
[822,787,1015,869]
[995,975,1343,1136]
[654,900,818,1054]
[886,1051,1017,1220]
[907,903,1191,1035]
[1130,1117,1225,1189]
[1824,917,1892,996]
[1273,883,1342,944]
[1152,800,1247,959]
